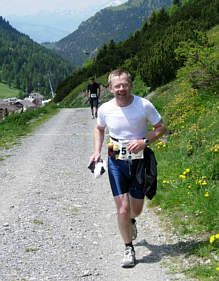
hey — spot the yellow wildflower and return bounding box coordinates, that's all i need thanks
[187,185,192,189]
[216,267,219,271]
[162,180,170,184]
[215,234,219,238]
[211,144,219,152]
[183,169,190,175]
[179,175,186,179]
[204,192,209,197]
[201,181,207,186]
[210,235,215,244]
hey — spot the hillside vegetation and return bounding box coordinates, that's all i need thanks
[46,0,172,66]
[0,17,75,98]
[146,24,219,280]
[54,0,219,104]
[0,82,24,99]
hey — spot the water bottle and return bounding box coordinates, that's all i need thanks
[113,144,119,160]
[108,142,113,158]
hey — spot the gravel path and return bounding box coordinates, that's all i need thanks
[0,108,195,281]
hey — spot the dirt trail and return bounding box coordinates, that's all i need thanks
[0,108,194,281]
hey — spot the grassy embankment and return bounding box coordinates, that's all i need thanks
[60,74,113,107]
[148,25,219,281]
[0,82,23,99]
[0,103,59,158]
[0,81,58,155]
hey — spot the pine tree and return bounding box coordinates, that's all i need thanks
[173,0,180,5]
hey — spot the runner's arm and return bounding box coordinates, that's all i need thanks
[85,88,89,100]
[145,119,166,144]
[90,125,105,162]
[128,119,166,153]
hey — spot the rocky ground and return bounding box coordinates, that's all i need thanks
[0,108,198,281]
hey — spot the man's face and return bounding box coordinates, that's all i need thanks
[90,79,95,84]
[109,73,132,105]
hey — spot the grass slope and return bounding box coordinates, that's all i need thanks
[60,74,112,107]
[149,25,219,281]
[0,82,23,99]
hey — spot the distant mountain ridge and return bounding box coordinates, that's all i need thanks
[46,0,172,66]
[7,12,77,43]
[6,1,128,43]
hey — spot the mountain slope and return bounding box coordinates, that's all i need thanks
[6,11,93,43]
[6,2,128,43]
[48,0,172,66]
[0,17,75,98]
[54,0,219,103]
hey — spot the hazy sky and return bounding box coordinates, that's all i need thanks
[0,0,126,16]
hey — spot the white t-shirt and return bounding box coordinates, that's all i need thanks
[97,94,161,140]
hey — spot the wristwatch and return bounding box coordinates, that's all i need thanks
[143,138,150,145]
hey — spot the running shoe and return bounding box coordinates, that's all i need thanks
[121,246,136,268]
[132,219,137,241]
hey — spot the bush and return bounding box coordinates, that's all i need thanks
[175,31,219,91]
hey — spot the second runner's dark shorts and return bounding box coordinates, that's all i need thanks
[89,97,98,109]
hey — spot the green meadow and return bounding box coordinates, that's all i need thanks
[0,82,23,99]
[148,25,219,281]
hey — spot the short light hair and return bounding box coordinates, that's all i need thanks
[108,69,132,87]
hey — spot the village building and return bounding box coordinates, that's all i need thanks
[26,93,44,106]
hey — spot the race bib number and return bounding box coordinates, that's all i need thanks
[90,93,97,98]
[118,141,144,160]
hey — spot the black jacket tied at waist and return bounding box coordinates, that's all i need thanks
[135,147,157,200]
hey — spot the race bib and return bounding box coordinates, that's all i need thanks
[90,93,97,98]
[118,140,144,160]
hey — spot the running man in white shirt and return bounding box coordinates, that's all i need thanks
[89,69,166,268]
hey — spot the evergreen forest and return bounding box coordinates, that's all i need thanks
[0,17,75,98]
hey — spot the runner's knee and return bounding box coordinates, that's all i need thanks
[131,207,142,217]
[117,206,130,217]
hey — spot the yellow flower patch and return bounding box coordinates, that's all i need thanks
[204,192,209,197]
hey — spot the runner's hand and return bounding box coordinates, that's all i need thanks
[89,152,101,164]
[127,140,145,154]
